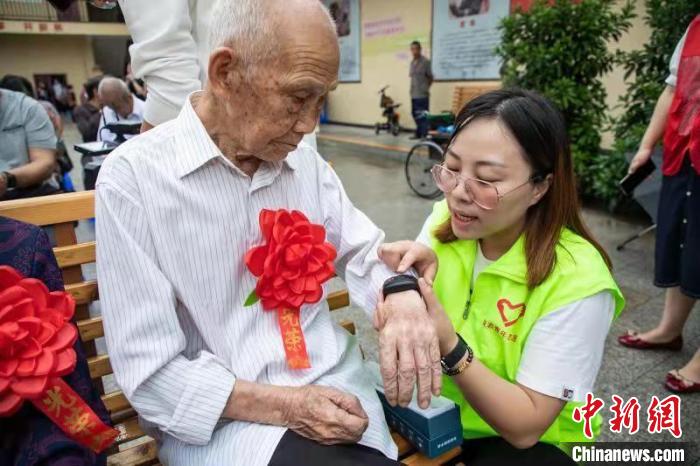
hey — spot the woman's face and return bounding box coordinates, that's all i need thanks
[443,117,548,241]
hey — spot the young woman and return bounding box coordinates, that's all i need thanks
[379,89,624,465]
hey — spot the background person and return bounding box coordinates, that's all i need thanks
[0,89,60,200]
[409,40,433,140]
[96,76,145,142]
[618,16,700,394]
[74,76,103,143]
[380,89,624,464]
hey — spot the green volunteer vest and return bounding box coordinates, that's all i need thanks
[428,201,624,446]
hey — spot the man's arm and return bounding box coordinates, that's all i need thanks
[426,59,434,87]
[118,0,202,126]
[0,97,57,193]
[96,181,235,445]
[318,157,441,410]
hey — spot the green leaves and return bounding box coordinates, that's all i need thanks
[497,0,635,205]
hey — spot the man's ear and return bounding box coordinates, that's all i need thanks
[207,47,243,95]
[529,173,553,207]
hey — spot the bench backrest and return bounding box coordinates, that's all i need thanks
[0,191,355,464]
[451,82,502,116]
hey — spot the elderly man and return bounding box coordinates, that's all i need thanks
[96,76,145,142]
[96,1,440,465]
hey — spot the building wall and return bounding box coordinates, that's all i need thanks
[0,34,97,92]
[327,0,652,148]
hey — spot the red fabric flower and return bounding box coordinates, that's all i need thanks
[0,266,77,416]
[245,209,337,310]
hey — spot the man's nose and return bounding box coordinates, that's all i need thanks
[293,104,320,134]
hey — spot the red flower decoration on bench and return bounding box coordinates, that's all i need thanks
[0,266,117,452]
[245,209,337,369]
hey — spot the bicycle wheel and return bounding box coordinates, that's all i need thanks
[405,141,443,199]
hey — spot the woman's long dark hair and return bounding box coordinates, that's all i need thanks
[434,88,612,288]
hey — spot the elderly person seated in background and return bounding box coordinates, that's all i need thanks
[0,88,60,200]
[96,76,145,142]
[96,1,440,465]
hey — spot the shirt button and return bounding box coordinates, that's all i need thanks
[683,218,688,224]
[687,191,692,197]
[680,244,684,249]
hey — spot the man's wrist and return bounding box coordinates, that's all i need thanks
[440,332,460,357]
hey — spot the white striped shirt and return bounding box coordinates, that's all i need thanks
[95,93,398,465]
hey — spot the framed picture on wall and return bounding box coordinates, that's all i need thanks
[323,0,362,82]
[430,0,509,81]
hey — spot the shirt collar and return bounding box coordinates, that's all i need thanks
[174,92,299,178]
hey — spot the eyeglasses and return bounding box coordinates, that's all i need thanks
[431,164,540,210]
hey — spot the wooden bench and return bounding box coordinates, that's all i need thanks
[450,83,501,116]
[0,191,462,466]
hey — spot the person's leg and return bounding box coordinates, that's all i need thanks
[634,287,695,343]
[268,430,400,466]
[411,98,421,138]
[669,348,700,386]
[415,97,429,138]
[461,437,575,466]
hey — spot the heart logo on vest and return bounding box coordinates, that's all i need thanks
[497,298,526,327]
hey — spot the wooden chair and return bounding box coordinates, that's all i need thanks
[0,191,462,466]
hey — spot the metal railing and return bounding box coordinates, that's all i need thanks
[0,0,124,23]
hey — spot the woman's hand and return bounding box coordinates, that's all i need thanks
[379,241,438,284]
[417,278,458,356]
[628,147,653,174]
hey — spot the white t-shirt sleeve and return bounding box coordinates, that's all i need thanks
[416,214,433,246]
[515,291,614,403]
[666,28,688,87]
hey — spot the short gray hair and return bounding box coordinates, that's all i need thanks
[209,0,336,70]
[98,76,129,98]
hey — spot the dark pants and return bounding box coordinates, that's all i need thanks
[268,430,400,466]
[411,97,430,138]
[461,437,576,466]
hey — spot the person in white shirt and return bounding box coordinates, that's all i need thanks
[96,77,145,143]
[96,2,440,465]
[117,0,319,149]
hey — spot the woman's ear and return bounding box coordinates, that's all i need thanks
[207,47,242,96]
[528,173,553,206]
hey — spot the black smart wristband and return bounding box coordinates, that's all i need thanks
[1,171,16,189]
[441,333,469,372]
[382,274,420,299]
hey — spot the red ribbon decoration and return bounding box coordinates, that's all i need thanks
[244,209,337,369]
[0,266,118,453]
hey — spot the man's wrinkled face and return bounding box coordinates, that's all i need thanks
[220,26,339,162]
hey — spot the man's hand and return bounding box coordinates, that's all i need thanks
[286,385,369,445]
[377,290,441,409]
[628,147,653,174]
[379,241,438,284]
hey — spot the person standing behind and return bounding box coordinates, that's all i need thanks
[409,40,433,140]
[117,0,318,149]
[0,89,59,200]
[618,16,700,394]
[96,77,145,143]
[74,76,103,142]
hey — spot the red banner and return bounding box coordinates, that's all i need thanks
[31,377,118,453]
